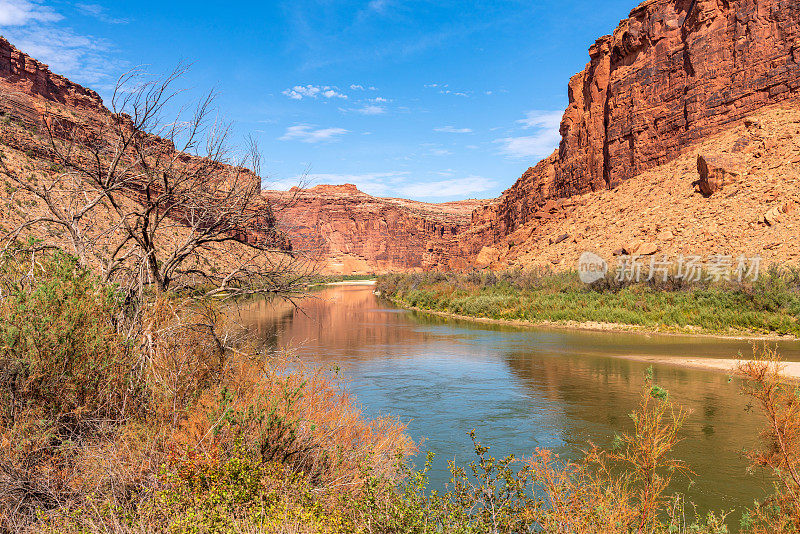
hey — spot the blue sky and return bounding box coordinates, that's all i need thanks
[0,0,636,201]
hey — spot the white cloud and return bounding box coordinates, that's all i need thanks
[435,126,472,134]
[76,3,129,24]
[279,124,348,143]
[270,171,495,200]
[399,175,495,198]
[350,84,365,90]
[440,90,469,97]
[282,84,347,100]
[370,96,388,103]
[339,103,387,115]
[518,110,562,130]
[427,148,451,156]
[0,0,61,26]
[356,104,385,115]
[495,110,563,159]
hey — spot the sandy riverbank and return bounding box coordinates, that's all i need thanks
[409,306,800,378]
[621,355,800,380]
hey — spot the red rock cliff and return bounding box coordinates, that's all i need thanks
[478,0,800,242]
[0,36,285,249]
[263,185,485,274]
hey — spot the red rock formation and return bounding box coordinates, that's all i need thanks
[263,184,484,273]
[0,36,285,249]
[480,0,800,242]
[0,36,105,125]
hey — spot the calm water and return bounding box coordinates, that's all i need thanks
[238,284,800,523]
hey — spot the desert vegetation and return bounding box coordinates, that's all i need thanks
[377,268,800,337]
[1,250,799,533]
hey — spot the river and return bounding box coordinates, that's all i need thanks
[238,283,800,524]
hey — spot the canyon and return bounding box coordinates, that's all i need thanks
[264,184,484,273]
[261,0,800,273]
[3,0,800,274]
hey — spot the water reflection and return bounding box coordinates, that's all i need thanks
[238,285,800,521]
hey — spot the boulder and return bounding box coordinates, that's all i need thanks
[696,155,741,196]
[549,233,570,245]
[635,243,659,256]
[622,240,644,255]
[622,240,658,256]
[475,246,501,267]
[656,230,675,241]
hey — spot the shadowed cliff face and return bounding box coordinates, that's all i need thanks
[474,0,800,242]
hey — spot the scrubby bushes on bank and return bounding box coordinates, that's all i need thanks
[0,250,411,532]
[2,251,800,533]
[377,268,800,336]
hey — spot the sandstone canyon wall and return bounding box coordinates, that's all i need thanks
[475,0,800,243]
[263,184,484,274]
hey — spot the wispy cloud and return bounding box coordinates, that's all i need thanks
[76,3,130,24]
[339,99,388,115]
[425,84,469,97]
[0,1,124,85]
[271,171,495,199]
[0,0,60,26]
[282,84,348,100]
[435,126,472,134]
[279,124,348,143]
[354,104,385,115]
[517,110,562,130]
[350,84,365,90]
[439,89,469,97]
[495,110,562,159]
[399,175,495,198]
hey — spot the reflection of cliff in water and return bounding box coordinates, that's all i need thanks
[503,349,771,510]
[237,286,438,357]
[240,284,775,518]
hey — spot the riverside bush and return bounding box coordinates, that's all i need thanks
[378,269,800,336]
[0,250,412,532]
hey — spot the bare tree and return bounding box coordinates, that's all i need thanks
[0,66,309,300]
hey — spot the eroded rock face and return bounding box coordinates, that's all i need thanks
[0,37,287,250]
[0,36,106,125]
[479,0,800,242]
[263,185,485,274]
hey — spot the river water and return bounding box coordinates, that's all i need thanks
[238,284,800,522]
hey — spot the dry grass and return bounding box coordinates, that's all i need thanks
[0,251,413,533]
